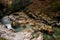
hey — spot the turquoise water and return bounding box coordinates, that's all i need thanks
[14,26,24,31]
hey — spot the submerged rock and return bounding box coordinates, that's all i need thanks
[11,21,20,29]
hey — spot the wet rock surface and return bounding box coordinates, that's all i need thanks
[0,11,60,40]
[0,23,43,40]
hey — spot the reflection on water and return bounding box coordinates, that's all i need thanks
[6,24,12,29]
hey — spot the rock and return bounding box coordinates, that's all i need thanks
[36,34,43,40]
[11,21,20,29]
[41,25,53,34]
[31,32,43,40]
[14,32,32,40]
[0,23,43,40]
[8,14,16,21]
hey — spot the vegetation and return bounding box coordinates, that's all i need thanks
[7,0,32,13]
[0,0,32,19]
[40,1,60,21]
[0,37,7,40]
[40,0,60,40]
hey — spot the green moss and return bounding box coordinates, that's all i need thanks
[43,27,60,40]
[53,27,60,40]
[0,37,7,40]
[43,33,54,40]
